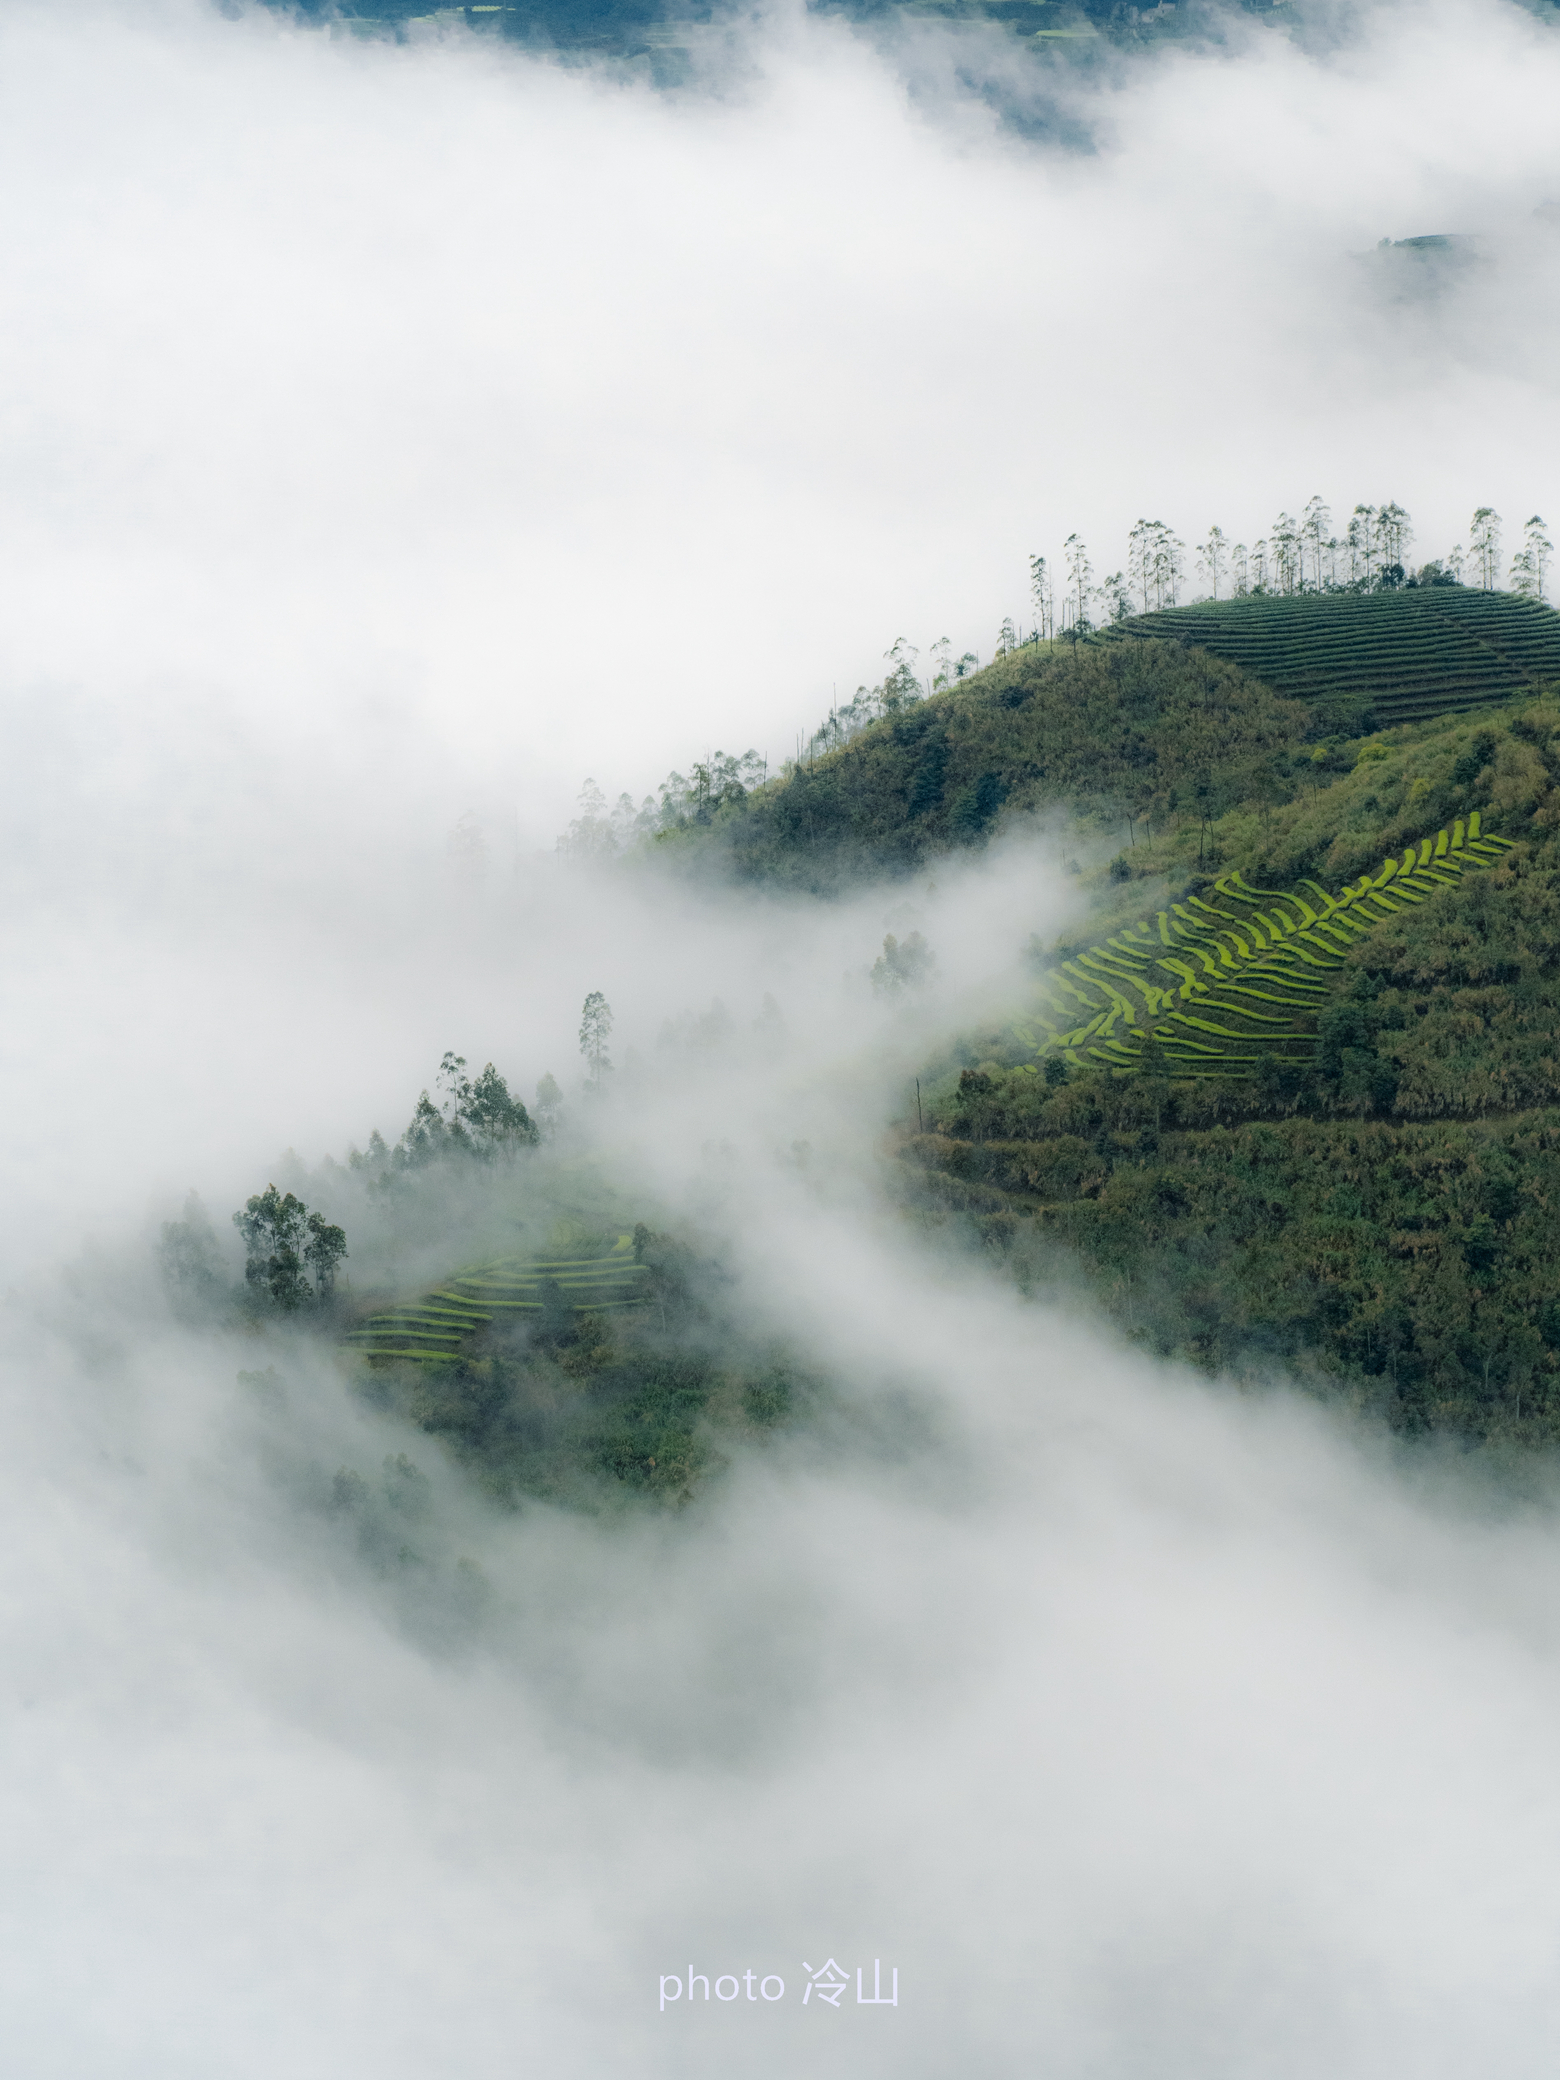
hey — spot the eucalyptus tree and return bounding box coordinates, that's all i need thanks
[1149,524,1184,608]
[579,991,614,1090]
[1469,507,1502,590]
[1270,511,1301,594]
[1301,495,1331,588]
[1029,553,1054,639]
[1511,515,1554,601]
[1196,524,1229,599]
[1098,571,1132,624]
[1346,505,1375,585]
[233,1186,346,1312]
[1127,518,1155,612]
[1063,533,1094,629]
[1377,501,1413,573]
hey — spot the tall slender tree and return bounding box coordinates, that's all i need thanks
[1149,523,1185,609]
[1469,506,1502,590]
[579,991,614,1090]
[1196,525,1229,600]
[1029,554,1054,640]
[1127,518,1155,612]
[1511,514,1553,601]
[1302,495,1331,588]
[1270,511,1300,594]
[1377,501,1413,576]
[1347,505,1375,586]
[1063,534,1094,630]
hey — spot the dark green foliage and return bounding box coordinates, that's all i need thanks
[455,1058,540,1146]
[350,1054,538,1181]
[745,1372,794,1426]
[904,1108,1560,1443]
[905,731,1560,1448]
[950,769,1006,837]
[892,676,1560,1453]
[1451,730,1498,787]
[658,638,1310,888]
[304,1210,348,1298]
[1333,827,1560,1118]
[907,734,948,817]
[234,1185,346,1313]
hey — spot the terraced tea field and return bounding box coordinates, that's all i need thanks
[1017,813,1513,1078]
[1115,590,1560,724]
[343,1234,648,1365]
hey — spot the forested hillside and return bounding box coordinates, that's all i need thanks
[638,589,1560,1446]
[900,684,1560,1445]
[657,638,1314,888]
[199,601,1560,1472]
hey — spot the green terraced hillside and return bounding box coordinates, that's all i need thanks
[1019,813,1513,1077]
[1115,589,1560,725]
[343,1234,649,1365]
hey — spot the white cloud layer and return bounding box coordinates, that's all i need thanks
[7,0,1560,2069]
[2,0,1559,836]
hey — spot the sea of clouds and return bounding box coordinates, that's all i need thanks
[5,0,1560,2070]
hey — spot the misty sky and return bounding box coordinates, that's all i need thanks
[2,0,1559,838]
[6,0,1560,2072]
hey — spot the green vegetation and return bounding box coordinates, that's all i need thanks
[900,676,1560,1445]
[169,587,1560,1470]
[154,1045,815,1508]
[1115,590,1560,726]
[351,1226,817,1506]
[1023,813,1513,1078]
[232,1186,347,1314]
[902,1106,1560,1443]
[344,1232,649,1363]
[656,638,1312,887]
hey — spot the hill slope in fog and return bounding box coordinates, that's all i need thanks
[177,612,1560,1490]
[661,608,1560,1447]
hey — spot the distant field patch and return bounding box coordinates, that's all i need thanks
[1114,590,1560,725]
[343,1233,648,1366]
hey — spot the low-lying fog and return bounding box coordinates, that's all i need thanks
[13,831,1560,2080]
[7,0,1560,2070]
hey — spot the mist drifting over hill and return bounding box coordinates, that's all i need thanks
[6,0,1560,2071]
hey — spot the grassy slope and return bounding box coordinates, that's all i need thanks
[900,689,1560,1445]
[659,637,1313,887]
[654,598,1560,1444]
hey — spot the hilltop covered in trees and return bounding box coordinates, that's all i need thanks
[646,638,1316,889]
